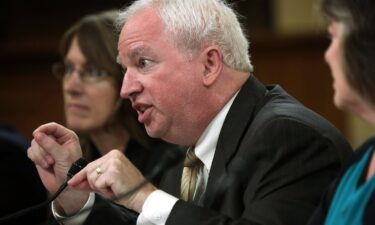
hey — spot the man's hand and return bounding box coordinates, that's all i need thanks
[27,122,89,215]
[69,150,157,213]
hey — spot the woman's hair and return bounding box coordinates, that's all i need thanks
[59,10,151,160]
[320,0,375,104]
[116,0,253,73]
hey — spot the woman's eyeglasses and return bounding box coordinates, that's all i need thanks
[52,62,111,84]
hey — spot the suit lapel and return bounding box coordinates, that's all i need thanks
[204,76,268,205]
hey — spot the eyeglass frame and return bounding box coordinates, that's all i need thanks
[52,61,112,84]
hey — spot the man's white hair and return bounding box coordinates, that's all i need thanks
[116,0,253,72]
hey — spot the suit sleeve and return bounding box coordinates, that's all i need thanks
[307,180,338,225]
[166,118,343,225]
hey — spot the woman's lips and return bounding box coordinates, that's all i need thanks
[66,103,89,114]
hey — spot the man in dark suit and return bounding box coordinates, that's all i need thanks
[27,0,353,225]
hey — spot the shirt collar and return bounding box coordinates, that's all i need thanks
[194,91,238,171]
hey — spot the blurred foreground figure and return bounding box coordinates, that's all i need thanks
[0,123,47,225]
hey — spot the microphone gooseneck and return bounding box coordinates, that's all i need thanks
[47,158,89,205]
[0,158,88,224]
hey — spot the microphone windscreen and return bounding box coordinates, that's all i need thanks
[67,158,88,178]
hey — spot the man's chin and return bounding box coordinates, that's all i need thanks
[145,126,162,139]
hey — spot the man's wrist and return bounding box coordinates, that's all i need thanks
[122,183,157,212]
[54,189,90,215]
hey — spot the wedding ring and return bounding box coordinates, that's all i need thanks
[96,166,103,176]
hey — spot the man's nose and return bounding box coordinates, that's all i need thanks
[120,70,142,100]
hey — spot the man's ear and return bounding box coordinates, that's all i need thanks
[202,47,223,87]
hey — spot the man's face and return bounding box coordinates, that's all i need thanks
[117,8,205,145]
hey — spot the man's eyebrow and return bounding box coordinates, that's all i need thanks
[117,46,154,66]
[128,46,152,60]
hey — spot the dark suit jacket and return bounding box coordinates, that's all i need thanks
[83,76,353,225]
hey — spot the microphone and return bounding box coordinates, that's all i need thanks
[0,158,88,224]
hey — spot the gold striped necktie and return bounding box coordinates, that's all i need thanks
[180,148,203,202]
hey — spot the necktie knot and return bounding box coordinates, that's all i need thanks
[184,149,202,167]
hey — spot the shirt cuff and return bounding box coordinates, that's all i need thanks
[52,192,95,225]
[137,190,178,225]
